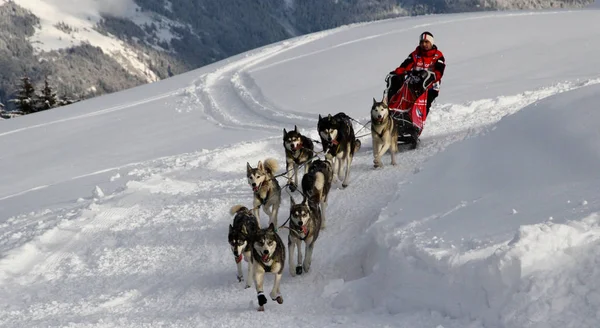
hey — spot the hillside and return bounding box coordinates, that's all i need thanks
[0,0,594,109]
[1,8,600,327]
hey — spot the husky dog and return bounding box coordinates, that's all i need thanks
[371,97,398,168]
[228,205,259,288]
[252,223,286,311]
[246,158,281,227]
[283,125,315,192]
[317,113,361,188]
[301,158,333,229]
[288,196,321,277]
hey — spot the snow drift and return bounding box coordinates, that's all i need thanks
[334,84,600,327]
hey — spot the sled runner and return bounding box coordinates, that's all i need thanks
[387,70,435,149]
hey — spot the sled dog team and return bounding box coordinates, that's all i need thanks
[228,111,393,312]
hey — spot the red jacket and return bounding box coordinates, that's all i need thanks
[394,45,446,90]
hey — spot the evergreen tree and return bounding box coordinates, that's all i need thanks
[10,76,36,114]
[37,77,58,111]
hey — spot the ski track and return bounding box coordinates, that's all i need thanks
[2,13,600,326]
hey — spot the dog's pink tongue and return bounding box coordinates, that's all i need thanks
[262,254,269,262]
[302,226,308,235]
[235,254,243,263]
[252,186,259,192]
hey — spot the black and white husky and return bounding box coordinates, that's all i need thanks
[283,125,315,192]
[251,223,286,311]
[301,158,333,229]
[317,113,361,188]
[246,158,281,227]
[228,205,259,288]
[288,196,321,277]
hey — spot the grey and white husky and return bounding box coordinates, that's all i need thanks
[228,205,259,288]
[288,196,321,277]
[301,158,333,229]
[246,158,281,227]
[283,125,315,192]
[251,223,286,311]
[371,97,398,168]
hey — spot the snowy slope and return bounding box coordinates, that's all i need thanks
[1,8,600,328]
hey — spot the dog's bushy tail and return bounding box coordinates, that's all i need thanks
[263,158,279,175]
[230,205,248,216]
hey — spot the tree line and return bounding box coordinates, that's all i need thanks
[0,76,79,119]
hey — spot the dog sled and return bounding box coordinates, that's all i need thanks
[386,70,435,149]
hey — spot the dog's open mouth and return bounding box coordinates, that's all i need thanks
[252,186,259,192]
[261,254,270,262]
[301,225,308,235]
[235,254,243,263]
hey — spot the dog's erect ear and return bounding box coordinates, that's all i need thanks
[283,128,287,137]
[290,195,296,206]
[268,222,275,231]
[257,160,264,171]
[382,94,388,107]
[229,224,234,233]
[318,114,322,121]
[373,97,377,105]
[246,162,252,172]
[242,225,248,235]
[328,114,332,119]
[294,125,298,132]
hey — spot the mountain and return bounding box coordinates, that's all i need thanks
[1,7,600,327]
[0,0,594,109]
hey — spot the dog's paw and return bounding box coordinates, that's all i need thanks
[245,283,252,289]
[274,296,284,304]
[270,292,283,304]
[257,292,268,306]
[296,266,303,275]
[237,275,243,283]
[341,183,349,189]
[289,267,296,277]
[257,305,265,312]
[288,183,297,192]
[302,263,311,273]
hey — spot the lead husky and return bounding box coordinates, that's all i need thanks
[228,205,259,288]
[252,223,285,311]
[301,158,333,229]
[288,196,322,277]
[317,113,361,188]
[246,158,281,227]
[371,97,398,168]
[283,125,315,192]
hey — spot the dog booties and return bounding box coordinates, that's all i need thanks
[257,292,268,306]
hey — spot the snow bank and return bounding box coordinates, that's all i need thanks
[333,84,600,327]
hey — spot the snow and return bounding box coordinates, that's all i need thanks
[13,0,161,82]
[2,7,600,328]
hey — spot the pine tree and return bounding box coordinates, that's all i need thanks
[10,76,36,114]
[37,77,58,111]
